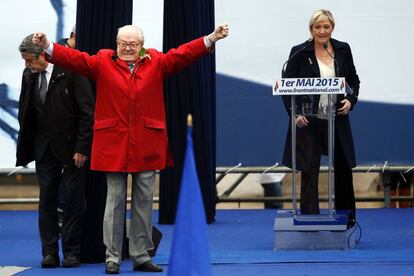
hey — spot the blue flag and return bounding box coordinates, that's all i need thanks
[168,122,212,276]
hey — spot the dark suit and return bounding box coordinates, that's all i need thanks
[16,65,94,259]
[281,38,360,216]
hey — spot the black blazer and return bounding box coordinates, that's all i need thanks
[281,38,360,170]
[16,65,95,167]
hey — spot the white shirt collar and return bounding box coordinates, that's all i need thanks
[44,63,54,75]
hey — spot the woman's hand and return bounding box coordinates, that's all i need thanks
[295,115,309,128]
[337,99,351,115]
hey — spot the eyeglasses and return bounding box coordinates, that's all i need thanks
[117,40,140,50]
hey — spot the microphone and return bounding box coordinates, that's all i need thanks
[323,43,353,94]
[281,44,309,78]
[323,43,339,74]
[280,43,310,115]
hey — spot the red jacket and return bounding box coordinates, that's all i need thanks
[51,37,210,172]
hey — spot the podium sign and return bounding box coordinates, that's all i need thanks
[273,77,347,96]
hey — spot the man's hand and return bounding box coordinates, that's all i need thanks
[295,115,309,128]
[337,99,351,115]
[73,153,88,168]
[32,32,51,49]
[207,24,229,43]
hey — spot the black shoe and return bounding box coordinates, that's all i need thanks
[347,211,356,228]
[133,261,163,272]
[41,254,60,268]
[348,217,356,228]
[105,261,120,274]
[62,256,80,268]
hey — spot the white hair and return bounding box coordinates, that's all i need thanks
[117,25,145,44]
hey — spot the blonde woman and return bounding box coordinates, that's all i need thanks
[281,9,360,226]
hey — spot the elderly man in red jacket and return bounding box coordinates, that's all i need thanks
[33,24,229,274]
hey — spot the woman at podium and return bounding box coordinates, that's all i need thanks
[281,9,360,225]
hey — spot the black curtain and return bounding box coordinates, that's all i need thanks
[76,0,132,263]
[159,0,217,224]
[76,0,132,53]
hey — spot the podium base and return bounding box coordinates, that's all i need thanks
[274,210,357,250]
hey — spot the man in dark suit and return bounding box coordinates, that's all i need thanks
[16,34,94,268]
[56,24,76,235]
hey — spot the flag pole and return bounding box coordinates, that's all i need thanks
[187,114,193,127]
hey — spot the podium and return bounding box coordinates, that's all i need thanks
[272,77,358,250]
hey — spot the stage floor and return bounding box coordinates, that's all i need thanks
[1,209,413,275]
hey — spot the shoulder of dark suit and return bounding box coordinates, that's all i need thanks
[291,40,312,52]
[291,38,350,53]
[330,38,350,50]
[22,68,36,82]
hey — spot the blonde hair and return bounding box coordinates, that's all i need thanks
[309,9,335,35]
[117,25,145,44]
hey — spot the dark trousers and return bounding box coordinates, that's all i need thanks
[300,119,356,217]
[35,147,86,258]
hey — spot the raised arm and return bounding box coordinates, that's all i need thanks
[206,24,229,44]
[161,24,229,76]
[32,32,51,49]
[32,32,100,80]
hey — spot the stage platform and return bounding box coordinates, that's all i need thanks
[1,209,413,275]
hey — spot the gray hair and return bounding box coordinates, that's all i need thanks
[18,34,44,58]
[117,25,145,44]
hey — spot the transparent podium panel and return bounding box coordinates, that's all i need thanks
[295,95,317,116]
[289,94,336,216]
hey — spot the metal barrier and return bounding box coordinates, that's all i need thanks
[0,166,413,207]
[215,166,414,207]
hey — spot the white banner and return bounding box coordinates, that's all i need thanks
[273,77,347,96]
